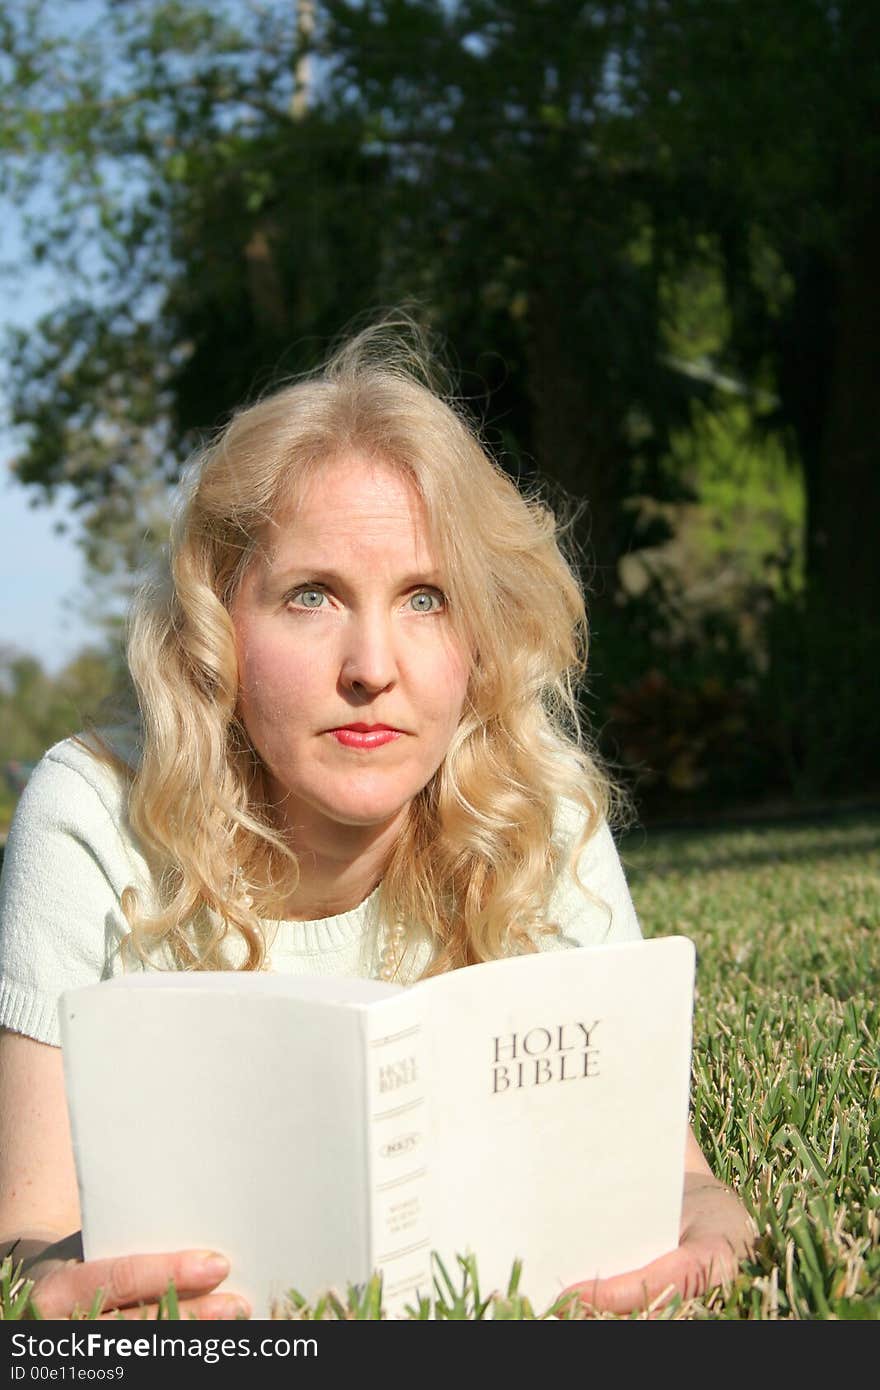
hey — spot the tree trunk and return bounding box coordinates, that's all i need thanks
[803,2,880,615]
[813,141,880,614]
[524,289,627,606]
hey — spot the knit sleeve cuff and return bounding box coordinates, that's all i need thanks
[0,976,62,1047]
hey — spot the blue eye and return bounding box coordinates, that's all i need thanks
[409,591,444,613]
[291,588,326,609]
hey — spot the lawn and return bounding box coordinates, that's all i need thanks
[617,812,880,1319]
[3,813,878,1320]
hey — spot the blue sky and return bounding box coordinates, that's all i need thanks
[0,218,96,674]
[0,475,91,674]
[0,0,112,672]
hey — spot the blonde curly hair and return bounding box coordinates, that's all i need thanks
[120,319,619,974]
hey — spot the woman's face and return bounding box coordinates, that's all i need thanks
[230,453,470,844]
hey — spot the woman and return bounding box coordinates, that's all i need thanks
[0,323,753,1318]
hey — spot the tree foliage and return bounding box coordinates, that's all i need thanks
[623,0,880,612]
[2,0,878,799]
[3,0,717,589]
[0,643,127,773]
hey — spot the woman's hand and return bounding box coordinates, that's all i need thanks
[23,1240,250,1320]
[560,1171,756,1317]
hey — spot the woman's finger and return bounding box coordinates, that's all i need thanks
[30,1249,240,1319]
[561,1236,739,1317]
[97,1292,249,1322]
[561,1246,701,1316]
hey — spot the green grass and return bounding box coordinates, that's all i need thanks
[3,814,878,1320]
[618,812,880,1319]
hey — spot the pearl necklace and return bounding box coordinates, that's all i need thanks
[379,919,407,982]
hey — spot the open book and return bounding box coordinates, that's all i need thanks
[59,935,695,1318]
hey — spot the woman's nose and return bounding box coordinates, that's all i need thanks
[339,612,399,695]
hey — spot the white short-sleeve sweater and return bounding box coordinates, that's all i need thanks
[0,737,641,1046]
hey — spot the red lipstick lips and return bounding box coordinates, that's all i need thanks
[329,723,404,749]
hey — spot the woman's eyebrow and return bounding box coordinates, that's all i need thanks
[275,566,446,588]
